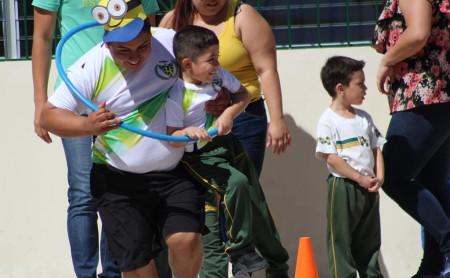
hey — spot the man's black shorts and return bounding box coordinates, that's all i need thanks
[90,163,205,272]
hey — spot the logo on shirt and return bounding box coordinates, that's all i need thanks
[212,76,223,92]
[317,136,332,145]
[358,136,369,147]
[155,60,179,80]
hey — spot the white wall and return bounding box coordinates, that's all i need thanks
[0,47,423,278]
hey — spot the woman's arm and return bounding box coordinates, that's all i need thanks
[235,4,291,154]
[377,0,433,93]
[32,7,57,143]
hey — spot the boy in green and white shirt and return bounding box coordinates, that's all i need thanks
[166,25,290,278]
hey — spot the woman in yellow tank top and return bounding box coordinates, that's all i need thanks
[160,1,291,277]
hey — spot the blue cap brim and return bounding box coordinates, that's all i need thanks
[103,18,145,43]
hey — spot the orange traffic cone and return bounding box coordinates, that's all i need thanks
[295,237,319,278]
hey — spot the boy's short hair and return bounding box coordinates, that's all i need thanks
[173,25,219,65]
[320,56,365,97]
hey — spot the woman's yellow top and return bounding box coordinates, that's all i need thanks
[218,0,261,101]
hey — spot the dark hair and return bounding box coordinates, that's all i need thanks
[320,56,365,97]
[171,0,196,31]
[142,18,151,33]
[173,25,219,65]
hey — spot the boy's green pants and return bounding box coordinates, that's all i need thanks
[326,175,383,278]
[181,133,289,278]
[199,193,229,278]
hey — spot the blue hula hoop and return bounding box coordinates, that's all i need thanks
[55,22,218,142]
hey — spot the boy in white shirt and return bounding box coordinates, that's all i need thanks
[315,56,385,278]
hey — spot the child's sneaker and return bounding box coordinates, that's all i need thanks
[229,250,268,273]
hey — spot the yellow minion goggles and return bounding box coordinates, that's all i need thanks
[92,0,146,32]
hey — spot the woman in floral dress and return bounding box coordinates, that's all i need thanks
[373,0,450,277]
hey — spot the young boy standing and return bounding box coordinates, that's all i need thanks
[315,56,385,278]
[165,25,289,278]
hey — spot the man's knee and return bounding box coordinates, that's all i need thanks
[166,232,202,254]
[166,232,203,276]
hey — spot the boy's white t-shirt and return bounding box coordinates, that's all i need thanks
[315,107,386,178]
[165,67,242,150]
[49,28,183,173]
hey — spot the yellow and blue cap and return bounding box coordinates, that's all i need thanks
[92,0,147,43]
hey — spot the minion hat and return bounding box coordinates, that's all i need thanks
[92,0,148,43]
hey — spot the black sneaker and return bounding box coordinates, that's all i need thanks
[229,251,268,273]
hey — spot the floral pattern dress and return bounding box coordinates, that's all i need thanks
[372,0,450,113]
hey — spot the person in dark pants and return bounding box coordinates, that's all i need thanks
[31,0,158,276]
[373,0,450,276]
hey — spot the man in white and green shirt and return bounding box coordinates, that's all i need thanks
[40,2,205,277]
